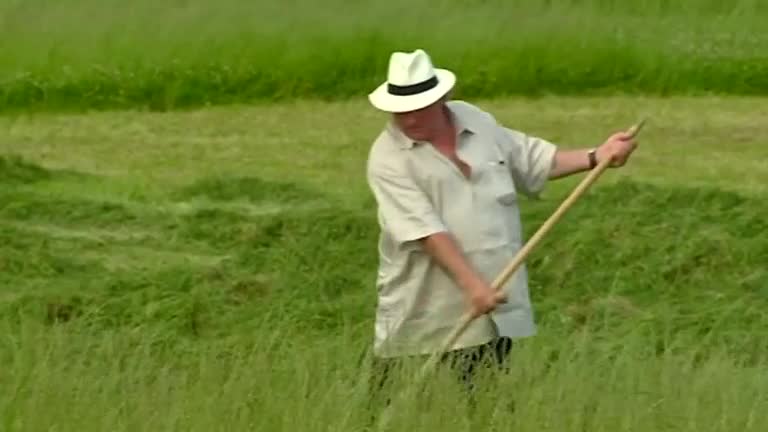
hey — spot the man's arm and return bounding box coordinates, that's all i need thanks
[367,156,504,315]
[496,123,639,190]
[549,131,639,179]
[419,232,506,315]
[493,125,559,198]
[548,148,594,179]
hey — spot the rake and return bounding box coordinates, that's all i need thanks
[375,118,647,430]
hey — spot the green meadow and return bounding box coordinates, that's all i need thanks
[1,1,768,431]
[2,96,767,431]
[2,0,768,111]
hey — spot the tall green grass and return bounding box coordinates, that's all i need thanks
[2,96,768,429]
[3,318,767,431]
[1,0,768,112]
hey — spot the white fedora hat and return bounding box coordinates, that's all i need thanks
[368,49,456,113]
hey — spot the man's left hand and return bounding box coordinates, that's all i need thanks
[596,131,638,167]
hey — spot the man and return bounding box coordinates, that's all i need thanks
[365,49,637,388]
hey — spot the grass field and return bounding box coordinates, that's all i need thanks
[1,95,767,431]
[2,0,768,430]
[2,0,768,111]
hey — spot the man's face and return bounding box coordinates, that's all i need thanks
[392,101,445,142]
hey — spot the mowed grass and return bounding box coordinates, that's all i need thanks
[2,0,768,112]
[1,96,767,430]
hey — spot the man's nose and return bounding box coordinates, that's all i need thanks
[403,114,419,127]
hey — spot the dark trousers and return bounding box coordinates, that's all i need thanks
[369,336,513,406]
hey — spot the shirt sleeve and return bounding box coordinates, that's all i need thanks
[367,157,446,245]
[497,126,558,198]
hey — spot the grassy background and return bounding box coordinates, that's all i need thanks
[2,0,768,112]
[1,96,767,430]
[2,0,767,429]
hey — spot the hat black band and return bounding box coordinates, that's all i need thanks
[388,76,439,96]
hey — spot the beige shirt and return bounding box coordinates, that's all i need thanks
[366,100,558,358]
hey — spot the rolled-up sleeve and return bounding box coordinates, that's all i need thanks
[367,159,446,244]
[497,126,558,198]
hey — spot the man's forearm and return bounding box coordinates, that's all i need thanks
[548,148,593,179]
[419,231,485,294]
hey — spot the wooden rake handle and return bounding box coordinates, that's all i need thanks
[417,118,647,377]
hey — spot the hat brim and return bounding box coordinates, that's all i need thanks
[368,69,455,113]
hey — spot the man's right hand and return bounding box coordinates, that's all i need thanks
[467,281,507,317]
[419,231,508,317]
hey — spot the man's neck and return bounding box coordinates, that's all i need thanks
[425,106,455,143]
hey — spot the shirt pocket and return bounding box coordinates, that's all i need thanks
[481,160,523,248]
[486,160,518,206]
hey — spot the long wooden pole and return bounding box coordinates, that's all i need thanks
[375,119,646,430]
[417,118,646,379]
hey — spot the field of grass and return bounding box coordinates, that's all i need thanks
[1,95,767,430]
[2,0,768,112]
[2,0,768,429]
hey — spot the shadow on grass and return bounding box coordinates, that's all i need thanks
[0,154,93,185]
[172,175,322,203]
